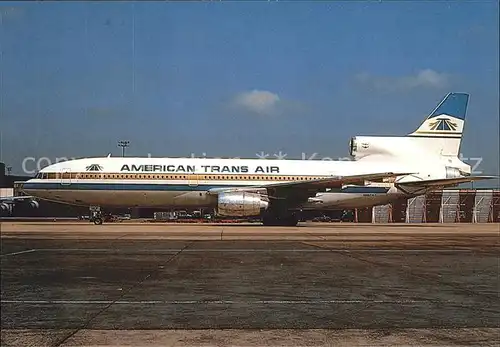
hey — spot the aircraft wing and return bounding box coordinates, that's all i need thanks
[208,172,412,197]
[396,175,498,188]
[255,172,412,190]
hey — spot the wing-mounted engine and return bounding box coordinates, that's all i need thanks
[216,192,269,217]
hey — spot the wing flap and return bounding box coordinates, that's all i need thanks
[396,176,498,188]
[207,172,412,195]
[207,187,268,195]
[256,172,413,190]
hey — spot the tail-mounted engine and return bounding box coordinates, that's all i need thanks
[217,192,269,217]
[349,136,415,159]
[349,136,392,159]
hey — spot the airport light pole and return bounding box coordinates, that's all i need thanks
[118,140,130,157]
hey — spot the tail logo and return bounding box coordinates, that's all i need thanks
[429,117,458,131]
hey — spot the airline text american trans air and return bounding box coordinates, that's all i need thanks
[120,164,281,174]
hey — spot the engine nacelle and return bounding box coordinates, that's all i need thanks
[217,192,269,217]
[349,136,398,159]
[445,166,463,178]
[349,136,424,160]
[29,200,40,209]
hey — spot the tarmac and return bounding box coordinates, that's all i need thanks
[1,222,499,346]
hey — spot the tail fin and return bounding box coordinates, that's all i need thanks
[408,93,469,157]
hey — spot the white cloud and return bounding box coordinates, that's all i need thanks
[355,69,451,92]
[232,90,281,116]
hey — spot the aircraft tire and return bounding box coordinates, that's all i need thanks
[93,218,103,225]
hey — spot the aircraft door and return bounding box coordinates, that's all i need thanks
[188,174,199,187]
[60,168,72,186]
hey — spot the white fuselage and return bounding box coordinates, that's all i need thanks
[22,155,454,210]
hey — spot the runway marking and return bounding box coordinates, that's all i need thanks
[0,299,436,305]
[0,249,36,257]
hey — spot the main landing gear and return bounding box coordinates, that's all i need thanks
[262,211,299,226]
[90,206,103,225]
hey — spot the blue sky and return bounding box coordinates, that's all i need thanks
[0,1,498,183]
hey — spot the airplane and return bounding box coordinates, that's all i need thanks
[21,92,495,225]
